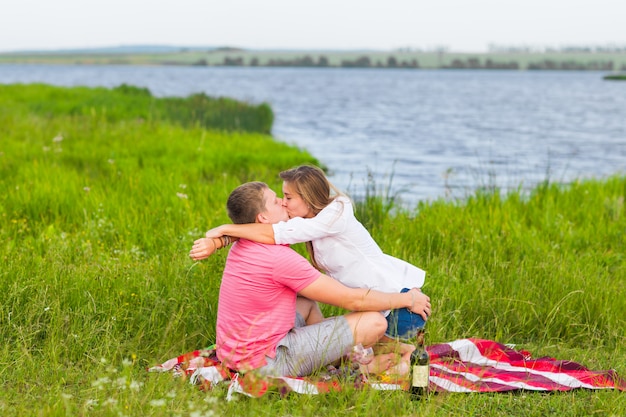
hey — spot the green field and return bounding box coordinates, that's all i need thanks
[1,83,625,416]
[2,48,626,71]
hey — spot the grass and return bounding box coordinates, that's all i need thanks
[0,84,625,416]
[0,83,274,134]
[604,74,626,80]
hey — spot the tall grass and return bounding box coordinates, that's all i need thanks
[1,84,624,416]
[361,179,626,351]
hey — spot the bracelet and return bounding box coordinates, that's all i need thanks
[217,235,232,250]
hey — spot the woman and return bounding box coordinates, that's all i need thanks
[196,165,429,343]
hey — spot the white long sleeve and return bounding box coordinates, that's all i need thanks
[272,197,425,297]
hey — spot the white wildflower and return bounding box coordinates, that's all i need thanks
[176,192,188,199]
[91,376,111,389]
[115,377,127,388]
[84,399,98,408]
[102,397,118,406]
[149,398,166,407]
[203,396,218,405]
[129,380,143,391]
[53,134,63,143]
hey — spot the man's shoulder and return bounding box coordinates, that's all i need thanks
[237,239,293,253]
[234,239,311,270]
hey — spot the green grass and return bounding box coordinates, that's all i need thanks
[0,84,625,416]
[604,74,626,80]
[0,83,274,134]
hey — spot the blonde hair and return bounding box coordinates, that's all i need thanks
[279,165,345,270]
[226,181,268,224]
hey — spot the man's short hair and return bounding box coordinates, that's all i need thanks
[227,181,268,224]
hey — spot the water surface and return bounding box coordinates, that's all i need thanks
[2,64,624,207]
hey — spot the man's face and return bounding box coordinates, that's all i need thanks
[260,187,289,223]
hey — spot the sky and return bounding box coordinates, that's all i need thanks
[2,0,625,53]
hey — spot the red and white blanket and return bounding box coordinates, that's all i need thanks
[149,338,626,399]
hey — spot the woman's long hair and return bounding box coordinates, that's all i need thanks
[279,165,345,270]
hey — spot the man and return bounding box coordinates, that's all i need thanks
[189,182,431,377]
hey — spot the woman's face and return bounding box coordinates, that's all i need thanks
[282,181,315,219]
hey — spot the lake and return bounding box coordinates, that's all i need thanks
[1,64,625,207]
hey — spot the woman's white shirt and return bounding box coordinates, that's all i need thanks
[272,196,425,298]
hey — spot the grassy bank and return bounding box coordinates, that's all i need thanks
[1,83,274,134]
[0,84,624,416]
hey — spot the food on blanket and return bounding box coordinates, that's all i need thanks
[351,343,374,365]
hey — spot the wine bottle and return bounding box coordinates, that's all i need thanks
[410,347,429,398]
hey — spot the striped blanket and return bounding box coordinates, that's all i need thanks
[149,338,626,399]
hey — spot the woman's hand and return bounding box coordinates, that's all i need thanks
[408,288,431,321]
[189,238,218,261]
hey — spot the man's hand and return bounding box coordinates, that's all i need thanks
[189,238,217,261]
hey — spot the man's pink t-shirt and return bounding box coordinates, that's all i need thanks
[216,239,321,371]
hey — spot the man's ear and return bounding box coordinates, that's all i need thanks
[256,212,268,224]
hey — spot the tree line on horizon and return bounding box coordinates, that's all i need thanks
[192,54,624,71]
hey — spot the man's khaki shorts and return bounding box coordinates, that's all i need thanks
[257,313,354,377]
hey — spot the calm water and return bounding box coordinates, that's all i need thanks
[2,64,625,207]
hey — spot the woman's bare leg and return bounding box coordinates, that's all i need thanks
[296,296,324,325]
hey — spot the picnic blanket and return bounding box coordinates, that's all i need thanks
[149,338,626,399]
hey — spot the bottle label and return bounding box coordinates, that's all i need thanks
[412,365,429,387]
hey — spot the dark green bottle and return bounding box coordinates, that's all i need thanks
[410,348,429,398]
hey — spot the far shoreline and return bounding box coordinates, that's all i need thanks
[2,47,626,72]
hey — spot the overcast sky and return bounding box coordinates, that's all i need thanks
[2,0,625,53]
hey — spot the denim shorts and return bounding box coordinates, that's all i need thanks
[385,288,427,340]
[256,313,354,377]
